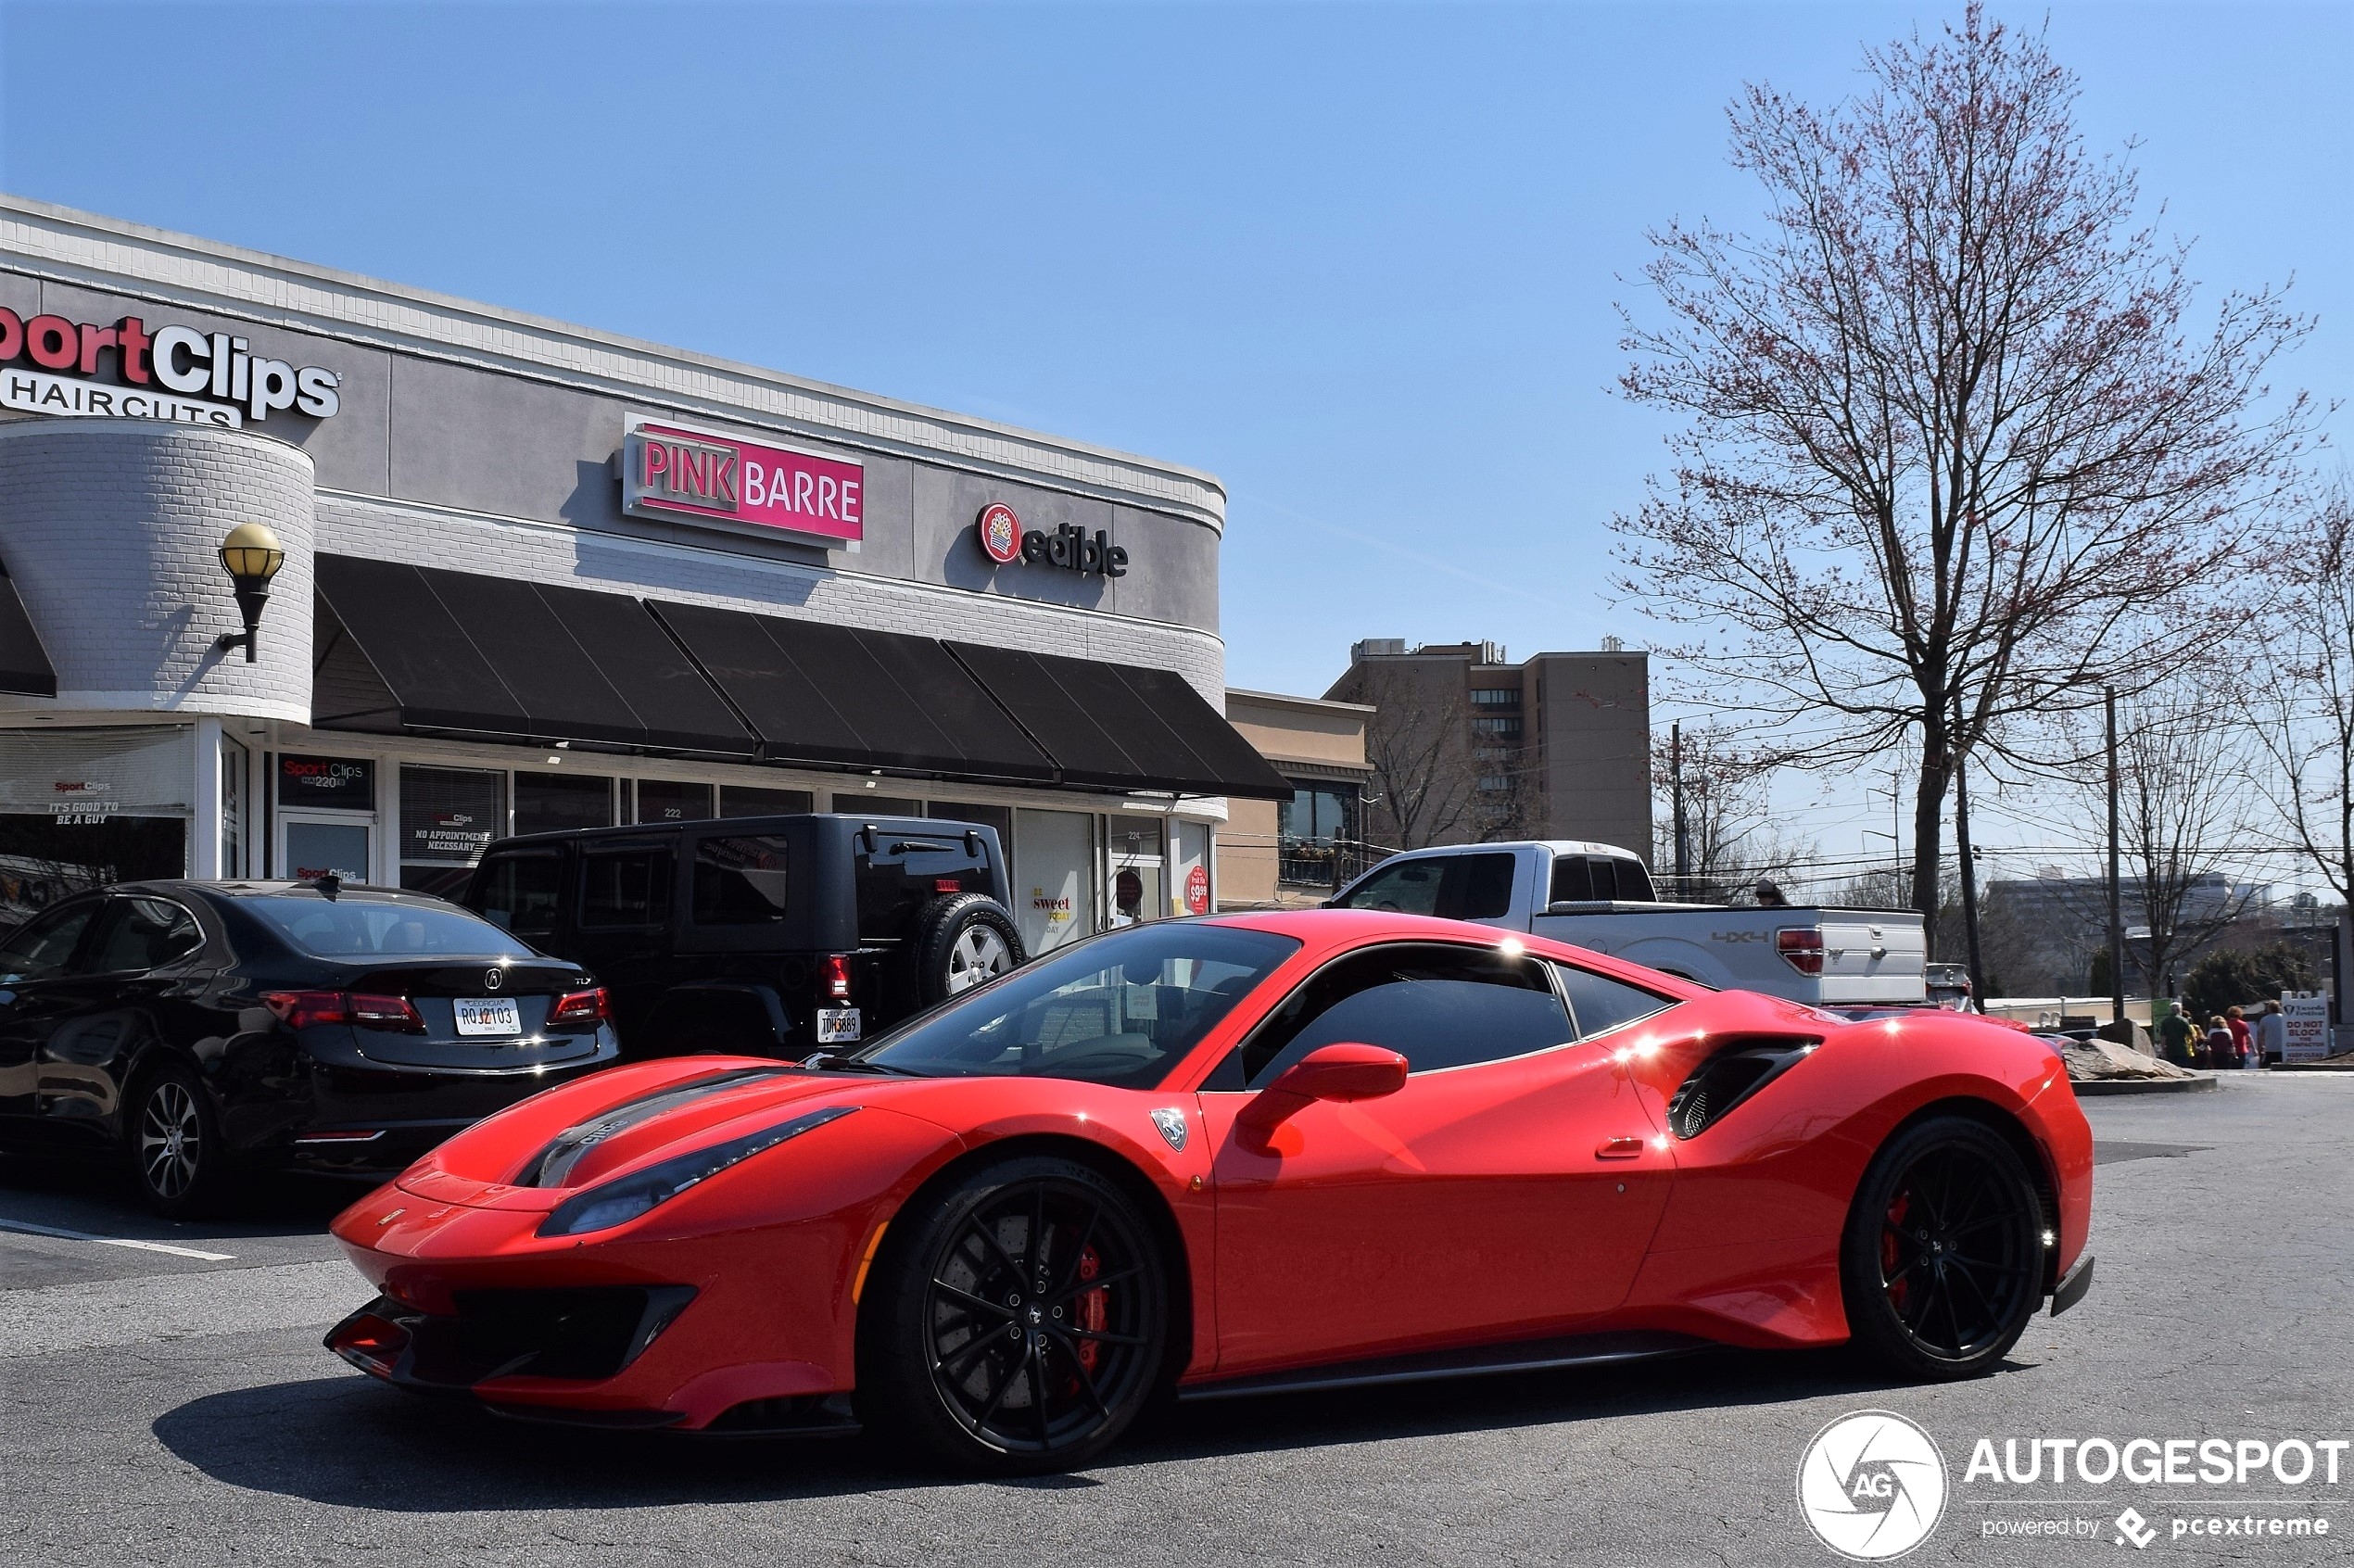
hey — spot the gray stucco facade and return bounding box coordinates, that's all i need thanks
[0,196,1234,941]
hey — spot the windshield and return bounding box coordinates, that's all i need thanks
[853,923,1300,1089]
[240,892,541,960]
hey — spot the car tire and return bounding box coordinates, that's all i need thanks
[124,1058,230,1220]
[912,894,1024,1005]
[1840,1115,2044,1380]
[858,1155,1169,1474]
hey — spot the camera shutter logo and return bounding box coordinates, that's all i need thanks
[1796,1410,1947,1561]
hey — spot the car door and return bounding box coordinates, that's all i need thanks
[1199,941,1674,1375]
[36,895,209,1132]
[569,838,677,1044]
[0,899,108,1132]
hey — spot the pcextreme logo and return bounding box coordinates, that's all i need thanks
[1797,1410,1949,1561]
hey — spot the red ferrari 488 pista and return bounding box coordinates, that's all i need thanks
[325,909,2094,1472]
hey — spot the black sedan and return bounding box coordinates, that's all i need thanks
[0,879,620,1216]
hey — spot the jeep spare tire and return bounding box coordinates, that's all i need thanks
[914,893,1025,1003]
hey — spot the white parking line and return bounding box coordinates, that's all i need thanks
[0,1217,234,1262]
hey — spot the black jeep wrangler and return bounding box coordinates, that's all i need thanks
[460,814,1024,1059]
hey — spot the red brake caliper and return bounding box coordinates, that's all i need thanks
[1882,1191,1911,1309]
[1075,1245,1106,1373]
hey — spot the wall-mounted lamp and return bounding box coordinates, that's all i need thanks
[215,523,285,664]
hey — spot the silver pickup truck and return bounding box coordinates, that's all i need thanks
[1328,840,1928,1005]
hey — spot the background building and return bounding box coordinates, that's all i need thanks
[1325,638,1651,857]
[1216,689,1373,906]
[0,196,1290,940]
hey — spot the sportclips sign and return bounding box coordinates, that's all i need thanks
[619,418,864,550]
[974,501,1129,578]
[0,307,341,429]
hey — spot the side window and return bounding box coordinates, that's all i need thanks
[854,831,987,942]
[1451,853,1517,919]
[1333,857,1445,916]
[1612,859,1658,903]
[1550,854,1595,904]
[1553,962,1677,1039]
[578,847,674,929]
[472,852,563,942]
[0,902,101,982]
[1235,942,1572,1084]
[692,835,791,925]
[87,899,206,974]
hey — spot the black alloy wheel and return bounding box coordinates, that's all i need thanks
[860,1156,1167,1473]
[1841,1116,2044,1379]
[128,1060,228,1219]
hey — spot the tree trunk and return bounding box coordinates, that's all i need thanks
[1910,748,1952,938]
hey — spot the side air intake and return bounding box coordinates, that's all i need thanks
[1665,1040,1818,1140]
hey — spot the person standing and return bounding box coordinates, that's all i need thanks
[2201,1015,2234,1069]
[2156,1000,2196,1067]
[2256,1000,2287,1068]
[2227,1005,2254,1069]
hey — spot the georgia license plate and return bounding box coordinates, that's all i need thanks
[816,1007,862,1043]
[454,997,523,1037]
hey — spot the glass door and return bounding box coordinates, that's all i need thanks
[280,813,373,883]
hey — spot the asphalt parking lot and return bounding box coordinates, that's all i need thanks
[4,1073,2349,1568]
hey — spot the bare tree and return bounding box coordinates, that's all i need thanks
[1353,666,1477,851]
[1614,4,2311,927]
[2253,482,2354,904]
[1652,724,1812,900]
[2065,676,2263,993]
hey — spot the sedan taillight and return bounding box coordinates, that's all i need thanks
[819,954,853,1002]
[550,987,611,1026]
[1777,928,1826,977]
[348,993,427,1033]
[263,990,351,1030]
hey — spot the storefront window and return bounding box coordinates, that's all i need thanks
[1013,808,1092,955]
[636,780,715,824]
[221,736,247,879]
[0,727,194,919]
[399,766,505,897]
[1108,817,1165,928]
[513,770,614,837]
[833,791,923,816]
[720,784,814,818]
[927,801,1013,845]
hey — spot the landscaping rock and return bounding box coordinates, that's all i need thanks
[2060,1035,2197,1083]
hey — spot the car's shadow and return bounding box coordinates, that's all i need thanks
[152,1347,2005,1510]
[0,1151,357,1240]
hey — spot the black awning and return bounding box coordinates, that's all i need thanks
[651,601,1057,782]
[0,561,57,699]
[312,558,754,756]
[945,643,1294,800]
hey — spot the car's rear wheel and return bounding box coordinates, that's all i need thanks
[860,1155,1167,1473]
[126,1060,229,1219]
[1840,1116,2044,1379]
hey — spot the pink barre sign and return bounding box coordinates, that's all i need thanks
[620,420,864,548]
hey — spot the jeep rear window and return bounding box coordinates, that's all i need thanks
[473,852,562,942]
[692,836,791,925]
[855,831,988,942]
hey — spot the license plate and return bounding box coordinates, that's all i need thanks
[816,1007,862,1043]
[454,997,522,1037]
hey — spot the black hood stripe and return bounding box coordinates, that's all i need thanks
[520,1067,794,1189]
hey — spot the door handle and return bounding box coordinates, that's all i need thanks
[1595,1136,1646,1160]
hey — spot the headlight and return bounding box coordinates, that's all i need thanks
[537,1105,859,1238]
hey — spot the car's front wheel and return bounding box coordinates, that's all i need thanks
[859,1155,1169,1473]
[1840,1115,2045,1379]
[126,1060,229,1219]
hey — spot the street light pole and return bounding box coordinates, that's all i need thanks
[2107,685,2125,1029]
[1671,721,1690,901]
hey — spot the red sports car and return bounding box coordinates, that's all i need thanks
[324,910,2095,1472]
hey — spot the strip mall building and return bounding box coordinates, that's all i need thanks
[0,196,1288,953]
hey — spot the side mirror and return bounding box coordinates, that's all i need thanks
[1237,1042,1408,1135]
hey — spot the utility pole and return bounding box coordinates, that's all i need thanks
[1953,707,1986,1007]
[1670,721,1690,901]
[2107,685,2125,1029]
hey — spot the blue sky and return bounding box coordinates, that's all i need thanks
[4,1,2348,879]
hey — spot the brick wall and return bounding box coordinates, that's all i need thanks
[0,421,314,723]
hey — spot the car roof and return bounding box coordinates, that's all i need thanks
[120,879,461,909]
[1367,840,1644,862]
[485,812,975,848]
